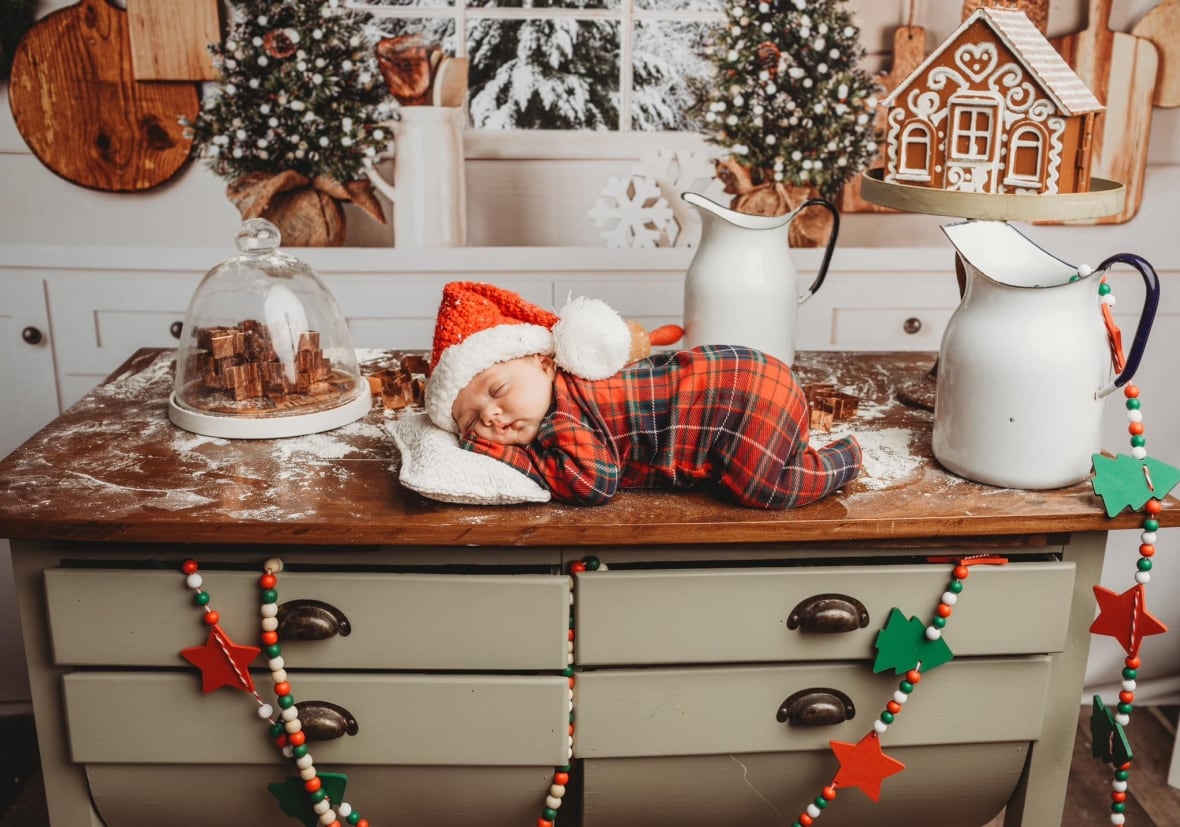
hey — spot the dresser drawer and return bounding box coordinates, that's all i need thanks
[574,657,1050,757]
[574,560,1074,665]
[46,568,571,670]
[64,671,571,766]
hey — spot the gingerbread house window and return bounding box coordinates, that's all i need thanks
[949,93,1001,162]
[897,121,934,182]
[1003,123,1047,187]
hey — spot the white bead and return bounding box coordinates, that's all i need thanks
[1101,294,1116,306]
[271,668,287,683]
[1112,780,1128,792]
[285,719,302,733]
[1115,713,1131,725]
[568,699,574,711]
[598,563,609,571]
[941,591,958,606]
[1078,264,1094,276]
[1111,814,1126,825]
[337,803,352,818]
[261,602,279,618]
[1127,409,1143,423]
[296,754,314,769]
[567,653,574,665]
[268,656,285,670]
[925,626,941,640]
[282,746,294,758]
[873,720,888,733]
[264,557,284,573]
[281,706,300,721]
[568,592,575,605]
[1135,571,1151,584]
[893,691,908,704]
[1132,446,1148,460]
[319,811,336,826]
[312,798,330,813]
[1122,680,1137,692]
[1141,530,1157,544]
[257,703,273,718]
[567,642,575,653]
[546,796,562,810]
[567,746,574,760]
[261,617,279,632]
[807,803,821,817]
[550,784,566,799]
[186,573,203,589]
[301,766,318,781]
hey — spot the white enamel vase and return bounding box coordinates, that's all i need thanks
[681,192,839,366]
[934,220,1159,489]
[365,106,467,248]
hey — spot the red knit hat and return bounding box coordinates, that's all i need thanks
[424,281,633,432]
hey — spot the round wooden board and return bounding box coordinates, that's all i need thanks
[859,168,1125,222]
[8,0,199,192]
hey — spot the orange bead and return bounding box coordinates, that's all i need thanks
[1145,498,1163,515]
[538,820,554,827]
[887,701,901,714]
[554,772,569,785]
[203,610,220,625]
[822,785,837,801]
[906,669,922,684]
[1120,760,1133,770]
[1112,791,1127,803]
[569,677,575,688]
[568,629,575,641]
[937,603,952,618]
[261,631,279,646]
[800,814,814,826]
[1120,691,1135,704]
[305,776,321,793]
[1124,384,1139,399]
[260,573,277,589]
[1140,544,1156,557]
[1129,422,1145,436]
[274,681,290,696]
[182,559,199,574]
[288,731,306,746]
[569,561,586,573]
[569,724,575,736]
[356,821,370,827]
[1126,656,1141,669]
[953,566,969,580]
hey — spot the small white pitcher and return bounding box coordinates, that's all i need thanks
[366,106,467,248]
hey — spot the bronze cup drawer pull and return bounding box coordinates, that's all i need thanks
[776,688,856,727]
[296,700,359,741]
[276,599,352,641]
[786,593,869,633]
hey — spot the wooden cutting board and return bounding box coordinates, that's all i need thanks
[1046,0,1158,224]
[1131,0,1180,107]
[8,0,198,192]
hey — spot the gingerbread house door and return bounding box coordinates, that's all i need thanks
[944,91,1003,192]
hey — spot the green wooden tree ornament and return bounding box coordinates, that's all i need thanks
[872,607,954,675]
[1089,695,1133,766]
[1091,453,1180,517]
[269,772,349,827]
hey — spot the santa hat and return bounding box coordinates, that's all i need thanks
[424,281,633,433]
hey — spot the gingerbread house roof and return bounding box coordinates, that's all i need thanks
[884,7,1103,116]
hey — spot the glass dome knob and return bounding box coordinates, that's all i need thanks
[236,218,282,254]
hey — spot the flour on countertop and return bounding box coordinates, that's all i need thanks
[812,424,922,490]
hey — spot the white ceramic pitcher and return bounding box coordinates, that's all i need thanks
[934,220,1159,489]
[681,191,839,366]
[365,106,467,248]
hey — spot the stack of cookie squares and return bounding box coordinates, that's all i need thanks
[195,320,332,403]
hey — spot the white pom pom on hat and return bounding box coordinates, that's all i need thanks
[424,281,632,432]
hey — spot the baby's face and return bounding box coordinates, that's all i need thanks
[452,354,556,445]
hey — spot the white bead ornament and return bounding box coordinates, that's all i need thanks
[893,691,908,705]
[258,703,274,718]
[186,573,203,589]
[301,766,318,781]
[312,798,330,814]
[546,796,562,810]
[807,803,821,818]
[319,812,337,826]
[1111,815,1126,825]
[925,626,941,640]
[1112,780,1128,792]
[941,591,958,606]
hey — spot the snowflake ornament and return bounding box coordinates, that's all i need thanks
[589,176,675,248]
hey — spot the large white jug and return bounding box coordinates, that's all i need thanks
[681,192,838,366]
[365,106,467,248]
[935,220,1159,489]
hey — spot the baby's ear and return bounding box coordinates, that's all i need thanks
[536,353,557,375]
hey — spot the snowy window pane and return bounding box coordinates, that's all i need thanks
[467,18,620,129]
[634,0,726,10]
[370,15,459,54]
[358,0,455,9]
[632,19,713,132]
[467,0,620,9]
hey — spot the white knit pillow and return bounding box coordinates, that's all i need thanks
[387,413,551,505]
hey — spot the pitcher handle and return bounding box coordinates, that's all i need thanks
[1095,252,1159,399]
[794,198,840,305]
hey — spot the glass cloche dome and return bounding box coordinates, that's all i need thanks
[168,219,371,439]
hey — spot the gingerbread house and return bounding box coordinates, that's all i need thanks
[882,7,1102,196]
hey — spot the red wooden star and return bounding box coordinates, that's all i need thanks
[830,732,906,802]
[180,626,261,694]
[1090,584,1168,655]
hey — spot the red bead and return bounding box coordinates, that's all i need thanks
[936,603,952,618]
[261,631,279,646]
[305,776,321,793]
[1112,791,1127,803]
[887,701,901,714]
[800,814,814,826]
[554,772,569,785]
[1129,422,1145,436]
[274,681,290,696]
[260,573,277,589]
[1120,691,1135,704]
[356,821,369,827]
[569,561,586,573]
[906,669,922,684]
[822,785,837,801]
[1140,544,1156,558]
[568,629,575,641]
[568,677,575,689]
[1124,384,1139,399]
[203,610,220,626]
[1126,656,1141,669]
[568,724,575,736]
[288,731,306,746]
[953,565,969,580]
[538,820,554,827]
[275,735,288,747]
[182,559,199,574]
[1120,761,1133,770]
[1145,498,1163,516]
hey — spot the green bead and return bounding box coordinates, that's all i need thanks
[1144,518,1160,532]
[881,711,895,724]
[900,680,914,693]
[270,722,284,737]
[1118,702,1133,715]
[310,789,326,804]
[1137,558,1153,572]
[932,615,947,628]
[543,808,558,820]
[558,764,571,772]
[814,795,828,810]
[277,693,295,709]
[948,580,963,594]
[1130,435,1146,447]
[1116,769,1130,781]
[265,643,282,658]
[569,711,575,723]
[1098,282,1112,295]
[1126,398,1141,410]
[347,813,361,825]
[1070,274,1082,282]
[584,557,601,571]
[562,666,575,677]
[1112,802,1126,814]
[292,744,308,758]
[1123,668,1138,680]
[262,588,278,604]
[194,591,211,606]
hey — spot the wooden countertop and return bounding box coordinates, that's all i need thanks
[0,349,1173,547]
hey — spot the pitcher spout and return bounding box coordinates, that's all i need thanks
[941,220,1079,289]
[681,191,795,231]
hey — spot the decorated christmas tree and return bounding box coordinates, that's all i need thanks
[692,0,881,202]
[186,0,394,244]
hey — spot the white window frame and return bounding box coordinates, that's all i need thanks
[352,1,724,159]
[896,120,933,182]
[1002,123,1047,188]
[948,93,1000,163]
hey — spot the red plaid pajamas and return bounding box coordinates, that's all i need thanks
[461,345,862,508]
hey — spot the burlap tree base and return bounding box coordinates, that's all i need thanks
[227,171,386,247]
